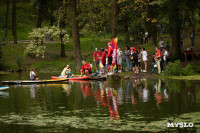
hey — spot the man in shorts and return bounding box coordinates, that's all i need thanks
[100,48,107,76]
[107,43,113,74]
[130,48,138,75]
[93,48,102,72]
[117,47,123,73]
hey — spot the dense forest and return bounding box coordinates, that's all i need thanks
[0,0,200,71]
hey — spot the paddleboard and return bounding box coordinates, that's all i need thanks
[51,76,90,80]
[0,87,9,91]
[2,79,69,85]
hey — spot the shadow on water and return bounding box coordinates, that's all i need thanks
[0,73,200,132]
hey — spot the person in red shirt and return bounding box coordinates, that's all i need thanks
[100,48,106,76]
[155,47,161,74]
[107,43,113,74]
[93,48,102,72]
[81,61,92,76]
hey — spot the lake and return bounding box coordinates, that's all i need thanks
[0,73,199,132]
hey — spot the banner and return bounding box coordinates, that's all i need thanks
[110,37,118,66]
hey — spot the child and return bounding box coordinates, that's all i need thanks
[141,48,148,72]
[30,67,39,80]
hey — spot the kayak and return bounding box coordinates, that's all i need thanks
[1,79,69,85]
[51,76,90,80]
[0,87,9,91]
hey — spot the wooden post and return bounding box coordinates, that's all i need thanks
[107,73,120,81]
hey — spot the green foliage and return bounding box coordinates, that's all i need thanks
[24,26,69,58]
[49,26,69,44]
[164,60,183,76]
[164,60,197,76]
[16,56,25,70]
[182,64,196,76]
[50,54,59,61]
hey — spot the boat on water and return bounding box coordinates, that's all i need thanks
[51,76,90,80]
[0,86,9,91]
[1,79,69,85]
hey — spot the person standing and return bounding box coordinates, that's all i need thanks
[165,41,170,51]
[108,43,114,74]
[117,47,123,73]
[163,48,169,70]
[151,53,156,74]
[100,48,107,76]
[155,47,161,74]
[144,31,149,44]
[141,48,148,72]
[190,31,195,48]
[159,38,164,51]
[93,48,101,72]
[137,49,142,72]
[124,46,130,71]
[130,48,138,75]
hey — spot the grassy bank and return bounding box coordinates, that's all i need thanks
[1,37,110,73]
[158,75,200,80]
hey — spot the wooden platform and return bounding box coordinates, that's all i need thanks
[90,76,107,80]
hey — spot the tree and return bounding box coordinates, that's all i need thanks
[12,0,17,44]
[69,0,82,72]
[111,0,117,38]
[49,26,69,57]
[5,0,9,37]
[151,0,200,57]
[118,0,136,45]
[25,28,47,58]
[135,0,158,46]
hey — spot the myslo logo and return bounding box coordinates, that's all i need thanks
[167,122,194,127]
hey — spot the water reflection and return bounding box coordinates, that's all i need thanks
[0,92,9,98]
[0,78,199,132]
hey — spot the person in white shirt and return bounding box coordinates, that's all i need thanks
[159,38,165,51]
[30,67,38,80]
[117,47,123,73]
[141,48,148,72]
[163,48,169,70]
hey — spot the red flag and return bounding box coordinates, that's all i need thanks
[107,37,118,70]
[110,37,118,66]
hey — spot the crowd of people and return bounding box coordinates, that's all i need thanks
[78,40,170,77]
[29,38,170,80]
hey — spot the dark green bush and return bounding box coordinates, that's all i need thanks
[164,60,183,76]
[164,60,197,76]
[16,56,25,70]
[182,64,196,76]
[50,54,59,61]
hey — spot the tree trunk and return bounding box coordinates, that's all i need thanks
[36,6,42,28]
[124,24,130,45]
[151,24,157,46]
[50,0,54,26]
[69,0,82,72]
[111,0,117,38]
[12,0,17,44]
[60,33,66,57]
[5,0,10,38]
[169,3,181,58]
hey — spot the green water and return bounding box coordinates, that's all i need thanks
[0,73,200,132]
